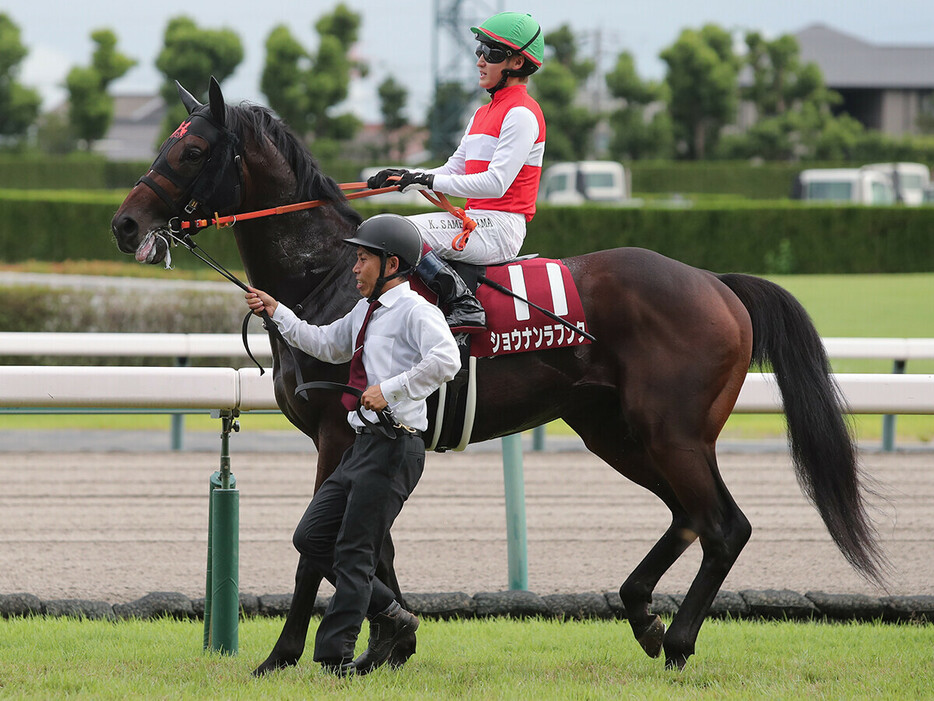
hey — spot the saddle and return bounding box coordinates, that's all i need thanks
[420,255,591,452]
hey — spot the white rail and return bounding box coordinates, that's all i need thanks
[1,333,932,362]
[0,332,273,358]
[0,366,932,415]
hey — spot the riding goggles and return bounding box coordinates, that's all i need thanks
[475,42,513,64]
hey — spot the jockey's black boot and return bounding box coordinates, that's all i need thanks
[416,250,486,331]
[351,601,420,674]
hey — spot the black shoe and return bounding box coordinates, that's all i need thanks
[446,297,486,331]
[416,250,486,331]
[352,601,420,674]
[320,659,356,677]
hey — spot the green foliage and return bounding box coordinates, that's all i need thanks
[527,202,934,274]
[719,32,862,161]
[4,189,933,276]
[260,4,363,143]
[605,52,674,160]
[532,25,600,162]
[65,30,135,150]
[0,13,41,142]
[427,81,475,160]
[0,156,152,189]
[660,24,739,159]
[533,63,599,162]
[35,112,77,155]
[376,76,410,161]
[155,16,244,140]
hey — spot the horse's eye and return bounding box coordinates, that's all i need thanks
[185,147,205,162]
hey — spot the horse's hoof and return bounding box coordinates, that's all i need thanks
[388,630,417,669]
[251,654,299,677]
[665,653,689,671]
[636,616,666,659]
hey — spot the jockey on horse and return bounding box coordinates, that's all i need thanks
[367,11,546,332]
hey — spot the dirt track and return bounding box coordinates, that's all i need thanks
[0,447,931,603]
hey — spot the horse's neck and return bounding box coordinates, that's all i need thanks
[235,138,358,320]
[235,217,357,321]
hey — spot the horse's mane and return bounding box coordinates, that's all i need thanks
[227,102,363,227]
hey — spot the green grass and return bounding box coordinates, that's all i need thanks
[0,616,931,699]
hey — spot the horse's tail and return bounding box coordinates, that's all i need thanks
[717,273,887,586]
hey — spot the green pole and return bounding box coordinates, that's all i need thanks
[501,433,528,590]
[532,425,545,451]
[882,359,906,452]
[205,410,239,654]
[204,469,236,650]
[210,487,239,654]
[171,356,189,451]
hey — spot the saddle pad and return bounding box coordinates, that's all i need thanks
[472,258,590,358]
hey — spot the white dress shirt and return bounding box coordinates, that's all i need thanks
[270,280,461,431]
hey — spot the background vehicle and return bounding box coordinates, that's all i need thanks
[791,168,896,205]
[538,161,632,204]
[862,162,931,205]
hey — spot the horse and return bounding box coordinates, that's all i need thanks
[111,78,885,672]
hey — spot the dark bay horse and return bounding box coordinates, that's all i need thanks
[111,78,885,671]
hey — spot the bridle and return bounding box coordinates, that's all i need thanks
[136,105,433,438]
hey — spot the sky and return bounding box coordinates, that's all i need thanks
[11,0,934,123]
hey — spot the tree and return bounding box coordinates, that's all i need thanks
[377,76,409,161]
[716,32,861,161]
[660,25,739,159]
[65,29,136,150]
[155,16,243,139]
[532,24,599,162]
[260,3,365,154]
[0,13,41,144]
[605,50,674,160]
[427,81,474,160]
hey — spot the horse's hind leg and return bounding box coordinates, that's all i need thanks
[563,410,692,659]
[649,445,751,670]
[619,512,696,658]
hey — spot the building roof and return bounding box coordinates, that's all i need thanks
[795,24,934,89]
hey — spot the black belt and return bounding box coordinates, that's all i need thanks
[356,426,423,438]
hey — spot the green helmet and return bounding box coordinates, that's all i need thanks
[471,12,543,76]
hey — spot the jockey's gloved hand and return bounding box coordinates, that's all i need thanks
[396,171,435,193]
[367,168,406,189]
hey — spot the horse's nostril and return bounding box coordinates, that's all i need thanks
[114,215,138,238]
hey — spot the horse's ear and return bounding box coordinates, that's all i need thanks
[208,76,226,126]
[176,81,202,115]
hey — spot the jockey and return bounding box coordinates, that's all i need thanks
[367,11,546,332]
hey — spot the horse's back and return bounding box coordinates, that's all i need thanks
[566,247,751,346]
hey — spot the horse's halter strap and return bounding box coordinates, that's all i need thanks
[137,111,243,223]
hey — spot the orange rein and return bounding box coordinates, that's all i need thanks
[179,180,477,251]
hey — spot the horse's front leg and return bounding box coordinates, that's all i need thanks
[253,417,351,676]
[252,554,322,675]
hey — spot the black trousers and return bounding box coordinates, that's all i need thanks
[292,430,425,663]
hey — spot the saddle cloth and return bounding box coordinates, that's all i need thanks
[471,257,590,358]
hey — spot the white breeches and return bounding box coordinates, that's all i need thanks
[407,209,527,264]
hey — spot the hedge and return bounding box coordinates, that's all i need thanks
[1,190,932,275]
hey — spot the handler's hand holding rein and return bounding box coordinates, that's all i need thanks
[360,385,388,412]
[245,287,278,316]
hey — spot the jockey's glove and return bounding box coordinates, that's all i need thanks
[395,171,435,193]
[367,168,406,189]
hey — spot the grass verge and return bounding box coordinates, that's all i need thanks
[0,616,931,699]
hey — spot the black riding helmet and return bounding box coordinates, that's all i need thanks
[343,214,424,300]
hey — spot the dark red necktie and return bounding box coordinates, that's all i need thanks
[342,300,381,410]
